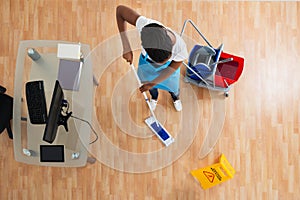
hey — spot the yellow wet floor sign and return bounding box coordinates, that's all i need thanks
[190,154,235,189]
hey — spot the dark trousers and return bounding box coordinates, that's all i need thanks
[149,88,179,102]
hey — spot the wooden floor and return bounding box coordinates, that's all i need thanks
[1,1,300,199]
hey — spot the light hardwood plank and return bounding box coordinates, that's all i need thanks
[0,1,299,199]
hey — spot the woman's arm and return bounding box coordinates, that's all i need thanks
[116,5,140,64]
[139,61,182,92]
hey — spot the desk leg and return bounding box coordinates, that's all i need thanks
[93,75,99,86]
[87,156,96,164]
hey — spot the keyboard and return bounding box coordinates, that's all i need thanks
[25,80,47,124]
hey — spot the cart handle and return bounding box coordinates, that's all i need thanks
[210,58,233,67]
[223,79,229,88]
[180,19,213,48]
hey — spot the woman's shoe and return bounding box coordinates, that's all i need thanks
[173,100,182,111]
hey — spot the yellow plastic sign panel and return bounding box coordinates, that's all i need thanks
[190,154,235,189]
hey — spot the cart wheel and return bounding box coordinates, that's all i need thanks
[224,92,229,97]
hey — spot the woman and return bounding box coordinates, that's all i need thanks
[116,5,188,111]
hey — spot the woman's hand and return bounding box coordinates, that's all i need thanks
[123,51,133,64]
[139,82,156,92]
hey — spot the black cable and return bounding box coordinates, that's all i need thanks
[61,100,98,144]
[70,115,99,145]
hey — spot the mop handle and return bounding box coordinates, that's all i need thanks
[130,64,159,126]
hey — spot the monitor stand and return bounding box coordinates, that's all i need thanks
[58,100,72,132]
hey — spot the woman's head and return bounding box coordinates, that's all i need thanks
[141,23,173,63]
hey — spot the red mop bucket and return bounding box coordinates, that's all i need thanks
[214,52,244,88]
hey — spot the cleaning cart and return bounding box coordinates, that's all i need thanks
[180,19,244,97]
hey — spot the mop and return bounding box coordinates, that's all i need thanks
[129,64,174,146]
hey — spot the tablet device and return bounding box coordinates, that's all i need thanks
[40,145,65,162]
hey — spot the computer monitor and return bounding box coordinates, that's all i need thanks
[43,80,72,144]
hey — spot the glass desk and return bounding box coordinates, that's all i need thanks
[13,40,93,167]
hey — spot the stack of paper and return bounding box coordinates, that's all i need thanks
[57,43,82,91]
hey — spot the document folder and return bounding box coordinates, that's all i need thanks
[57,59,82,91]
